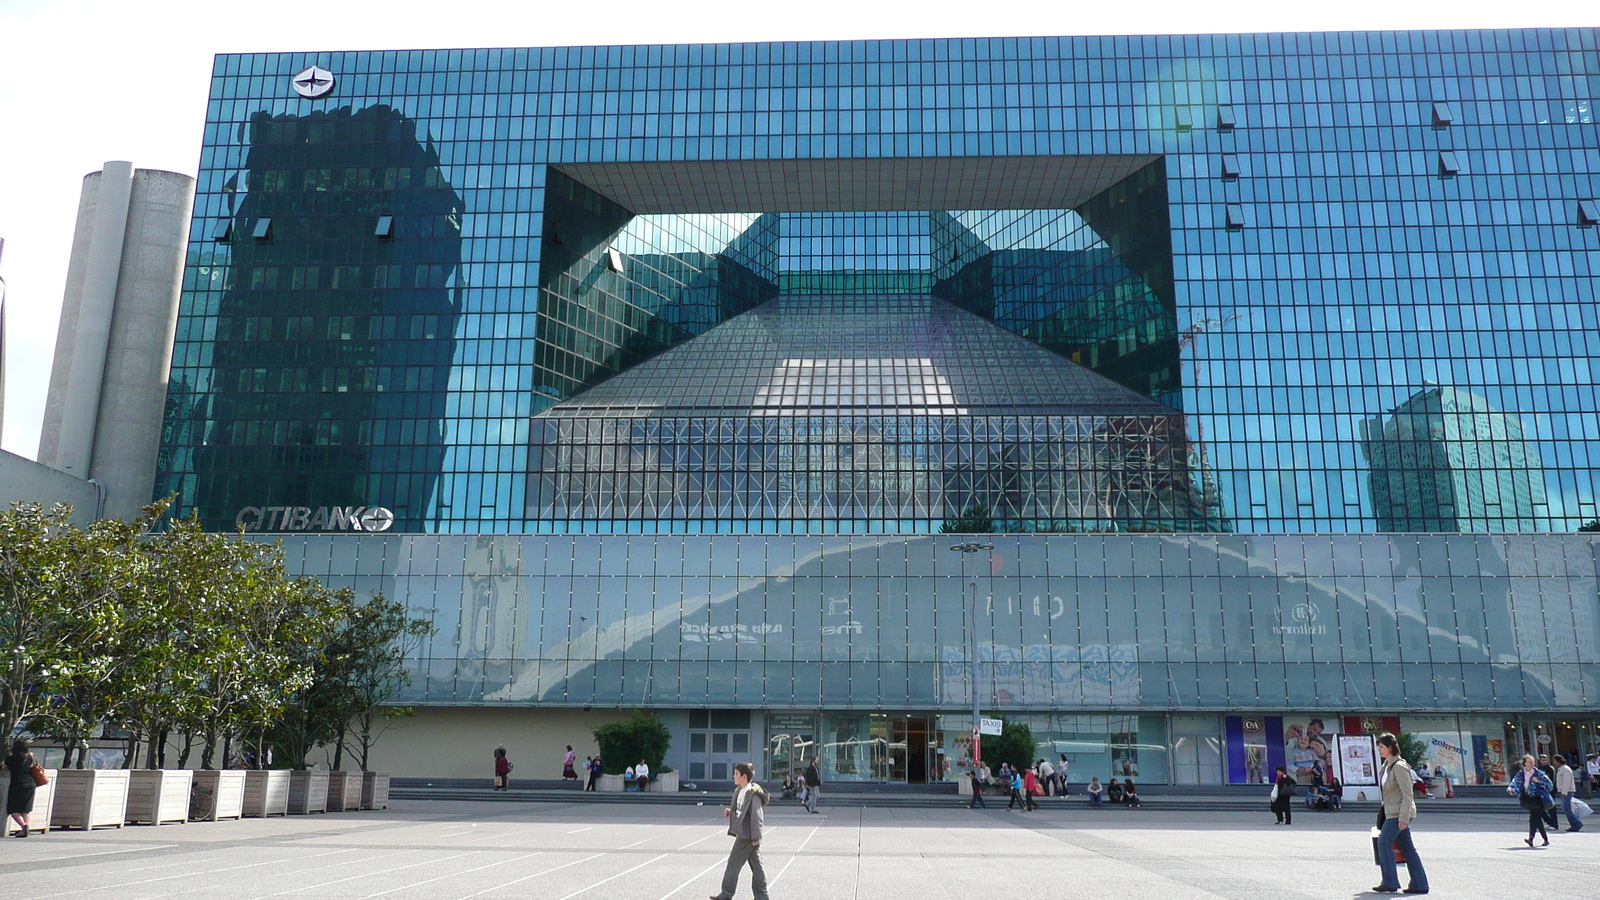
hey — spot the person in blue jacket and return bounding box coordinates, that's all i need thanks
[1509,753,1556,848]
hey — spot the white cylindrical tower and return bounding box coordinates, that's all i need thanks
[39,163,194,521]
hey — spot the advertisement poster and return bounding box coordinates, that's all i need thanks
[1337,734,1378,786]
[1282,716,1338,783]
[1473,736,1508,786]
[1418,733,1468,783]
[1225,715,1280,784]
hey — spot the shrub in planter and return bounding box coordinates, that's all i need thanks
[593,712,671,776]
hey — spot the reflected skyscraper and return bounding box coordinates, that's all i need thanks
[1361,386,1548,532]
[162,105,464,531]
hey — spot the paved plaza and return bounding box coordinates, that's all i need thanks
[4,799,1595,899]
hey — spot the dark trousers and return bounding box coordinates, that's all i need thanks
[1376,819,1427,892]
[585,773,598,791]
[1528,806,1549,842]
[716,837,768,900]
[1272,799,1291,824]
[969,786,986,808]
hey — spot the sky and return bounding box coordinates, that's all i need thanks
[0,0,1594,458]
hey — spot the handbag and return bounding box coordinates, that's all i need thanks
[1270,785,1279,801]
[30,763,49,786]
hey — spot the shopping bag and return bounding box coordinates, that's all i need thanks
[1572,798,1592,820]
[1370,827,1407,865]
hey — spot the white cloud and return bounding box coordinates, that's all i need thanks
[0,0,1592,455]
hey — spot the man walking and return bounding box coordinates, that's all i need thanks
[711,762,768,900]
[1556,755,1583,832]
[1539,754,1559,830]
[803,758,821,814]
[968,765,987,809]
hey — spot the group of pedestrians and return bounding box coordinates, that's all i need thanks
[968,755,1097,810]
[1508,751,1590,846]
[489,744,651,793]
[778,759,823,813]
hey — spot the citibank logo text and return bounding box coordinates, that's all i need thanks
[234,506,394,532]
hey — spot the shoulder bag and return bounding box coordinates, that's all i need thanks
[30,762,49,786]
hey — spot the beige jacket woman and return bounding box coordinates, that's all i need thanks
[1380,756,1419,825]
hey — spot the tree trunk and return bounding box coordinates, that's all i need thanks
[122,730,139,769]
[177,732,194,768]
[332,728,346,772]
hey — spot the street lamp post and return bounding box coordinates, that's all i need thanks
[949,540,994,770]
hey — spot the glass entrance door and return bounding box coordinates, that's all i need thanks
[886,716,934,783]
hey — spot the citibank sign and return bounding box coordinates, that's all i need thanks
[235,506,394,533]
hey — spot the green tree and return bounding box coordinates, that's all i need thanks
[0,502,73,742]
[1397,732,1428,772]
[983,721,1037,772]
[265,582,348,769]
[593,711,672,775]
[1580,519,1600,532]
[940,503,994,534]
[327,592,435,771]
[30,507,159,768]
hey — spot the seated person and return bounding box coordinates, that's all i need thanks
[1123,779,1140,808]
[1327,775,1343,810]
[634,760,651,792]
[1088,777,1104,806]
[1107,778,1124,804]
[781,775,796,799]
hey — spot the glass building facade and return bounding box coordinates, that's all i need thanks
[155,30,1600,783]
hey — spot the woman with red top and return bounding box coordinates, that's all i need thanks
[1021,767,1042,811]
[493,746,512,791]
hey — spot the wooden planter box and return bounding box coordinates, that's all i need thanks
[647,771,680,793]
[361,772,390,810]
[50,769,130,830]
[327,771,362,811]
[288,770,330,814]
[597,773,625,792]
[3,768,55,835]
[127,769,195,825]
[243,770,291,817]
[191,770,248,821]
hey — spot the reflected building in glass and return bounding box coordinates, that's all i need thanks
[156,31,1600,785]
[1362,386,1549,533]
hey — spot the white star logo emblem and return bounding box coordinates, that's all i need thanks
[291,65,335,99]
